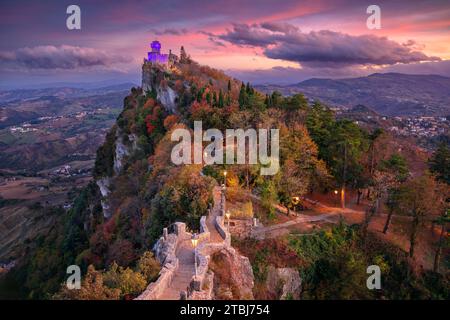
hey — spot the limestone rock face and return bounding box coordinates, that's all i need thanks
[141,62,178,113]
[157,86,177,113]
[113,131,139,175]
[266,267,302,300]
[209,247,254,300]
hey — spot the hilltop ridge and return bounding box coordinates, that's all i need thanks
[256,73,450,116]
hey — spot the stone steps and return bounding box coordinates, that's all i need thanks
[157,186,225,300]
[159,242,195,300]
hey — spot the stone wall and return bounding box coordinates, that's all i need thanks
[215,216,231,246]
[135,256,179,300]
[135,222,189,300]
[198,216,210,243]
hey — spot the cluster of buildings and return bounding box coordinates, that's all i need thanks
[389,116,448,138]
[9,123,37,133]
[9,110,102,135]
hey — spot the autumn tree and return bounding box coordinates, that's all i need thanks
[380,154,410,234]
[54,265,120,300]
[396,175,443,258]
[137,251,161,282]
[278,124,329,215]
[103,262,147,297]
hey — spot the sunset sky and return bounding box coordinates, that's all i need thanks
[1,0,450,88]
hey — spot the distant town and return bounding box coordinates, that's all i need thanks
[392,116,449,138]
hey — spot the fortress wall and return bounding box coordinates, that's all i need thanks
[136,222,189,300]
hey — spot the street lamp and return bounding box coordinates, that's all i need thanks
[191,233,199,277]
[225,210,231,231]
[292,196,300,214]
[223,170,227,186]
[334,190,338,207]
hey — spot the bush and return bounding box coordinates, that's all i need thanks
[231,201,253,219]
[103,263,147,297]
[137,251,161,282]
[54,265,120,300]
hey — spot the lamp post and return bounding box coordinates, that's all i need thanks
[191,233,198,277]
[225,211,231,231]
[292,196,300,213]
[334,190,338,207]
[223,170,227,186]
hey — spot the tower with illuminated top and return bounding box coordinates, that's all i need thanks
[147,40,169,65]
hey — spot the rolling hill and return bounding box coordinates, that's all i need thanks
[256,73,450,116]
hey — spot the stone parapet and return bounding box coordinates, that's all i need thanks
[215,215,231,246]
[135,222,189,300]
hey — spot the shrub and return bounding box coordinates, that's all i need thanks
[103,262,147,297]
[137,251,161,282]
[54,265,120,300]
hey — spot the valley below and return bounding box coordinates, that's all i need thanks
[0,84,133,262]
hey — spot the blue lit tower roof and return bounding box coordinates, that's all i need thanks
[147,40,168,64]
[150,40,161,53]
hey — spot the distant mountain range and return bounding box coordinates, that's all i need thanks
[256,73,450,117]
[0,82,137,104]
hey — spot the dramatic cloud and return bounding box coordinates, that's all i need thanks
[0,45,132,70]
[228,60,450,85]
[150,28,189,35]
[218,23,441,68]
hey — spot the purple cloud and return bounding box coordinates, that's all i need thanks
[150,28,189,35]
[218,23,441,68]
[0,45,132,70]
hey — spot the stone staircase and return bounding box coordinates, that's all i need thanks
[140,186,227,300]
[159,240,195,300]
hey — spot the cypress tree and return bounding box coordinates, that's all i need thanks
[218,90,224,108]
[239,83,246,109]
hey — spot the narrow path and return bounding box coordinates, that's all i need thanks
[159,239,195,300]
[251,213,337,238]
[159,185,224,299]
[249,193,356,239]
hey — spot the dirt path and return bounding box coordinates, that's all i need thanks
[251,213,337,239]
[250,193,440,270]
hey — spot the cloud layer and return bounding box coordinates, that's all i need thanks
[218,23,441,68]
[0,45,132,70]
